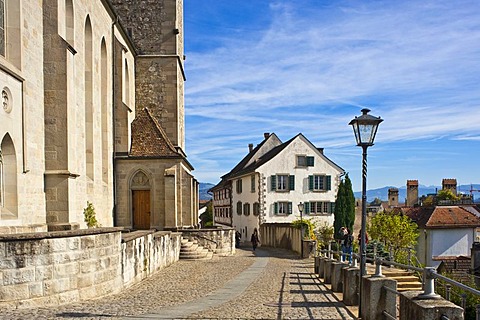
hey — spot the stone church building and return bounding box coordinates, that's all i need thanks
[0,0,198,234]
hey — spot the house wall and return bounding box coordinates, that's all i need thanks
[419,228,476,267]
[232,136,342,240]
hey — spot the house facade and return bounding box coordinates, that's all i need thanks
[404,205,480,267]
[212,133,344,241]
[0,0,197,234]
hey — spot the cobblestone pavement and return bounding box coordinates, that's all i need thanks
[0,246,357,320]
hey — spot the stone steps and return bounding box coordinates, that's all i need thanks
[374,267,423,292]
[179,238,213,260]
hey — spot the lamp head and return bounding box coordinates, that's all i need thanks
[349,108,383,146]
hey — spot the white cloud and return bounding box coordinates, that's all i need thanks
[184,0,480,185]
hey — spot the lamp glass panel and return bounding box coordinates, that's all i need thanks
[358,123,375,145]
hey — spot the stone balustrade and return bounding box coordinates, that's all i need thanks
[316,255,464,320]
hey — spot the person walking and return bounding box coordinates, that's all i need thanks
[251,228,260,251]
[343,228,354,263]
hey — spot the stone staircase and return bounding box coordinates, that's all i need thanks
[180,237,214,260]
[376,267,423,292]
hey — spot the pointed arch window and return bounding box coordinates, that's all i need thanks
[0,134,17,216]
[84,16,94,180]
[0,149,3,207]
[0,0,5,56]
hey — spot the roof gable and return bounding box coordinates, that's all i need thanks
[130,108,179,157]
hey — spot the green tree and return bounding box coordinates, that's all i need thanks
[292,218,316,240]
[344,174,356,231]
[200,201,213,227]
[367,211,418,263]
[316,222,334,248]
[333,179,346,239]
[437,189,459,201]
[334,174,356,238]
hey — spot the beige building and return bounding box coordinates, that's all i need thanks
[0,0,197,234]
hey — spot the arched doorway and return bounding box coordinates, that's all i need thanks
[130,170,151,229]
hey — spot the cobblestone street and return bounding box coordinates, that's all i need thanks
[0,246,356,320]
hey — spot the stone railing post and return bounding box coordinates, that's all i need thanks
[361,276,397,320]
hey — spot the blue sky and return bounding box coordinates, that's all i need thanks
[183,0,480,192]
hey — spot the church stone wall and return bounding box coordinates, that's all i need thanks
[0,228,181,309]
[115,158,197,230]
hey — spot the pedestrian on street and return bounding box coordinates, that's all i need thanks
[343,228,353,263]
[251,228,260,251]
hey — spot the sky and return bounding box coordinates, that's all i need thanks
[182,0,480,192]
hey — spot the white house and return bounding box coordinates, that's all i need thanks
[404,205,480,267]
[211,133,344,241]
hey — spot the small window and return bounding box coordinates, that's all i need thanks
[297,155,307,167]
[243,203,250,216]
[250,175,255,193]
[236,201,242,215]
[253,202,260,216]
[271,175,295,192]
[298,155,314,167]
[236,179,243,194]
[274,202,293,215]
[308,175,331,191]
[308,201,334,214]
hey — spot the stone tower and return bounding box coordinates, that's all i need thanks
[111,0,186,151]
[406,180,419,207]
[388,188,399,207]
[442,178,457,195]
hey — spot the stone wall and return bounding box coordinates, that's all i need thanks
[181,228,235,256]
[260,223,301,254]
[121,230,181,287]
[0,228,181,309]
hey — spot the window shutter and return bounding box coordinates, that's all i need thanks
[305,202,311,214]
[329,202,335,213]
[326,175,331,190]
[271,175,276,191]
[288,202,293,215]
[307,156,314,166]
[274,202,278,215]
[308,175,314,190]
[289,175,295,191]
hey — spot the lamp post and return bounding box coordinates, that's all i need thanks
[298,202,304,258]
[349,108,383,318]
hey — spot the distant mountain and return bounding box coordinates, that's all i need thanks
[199,182,215,200]
[354,184,480,203]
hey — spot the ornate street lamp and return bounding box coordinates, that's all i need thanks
[349,108,383,318]
[298,202,304,258]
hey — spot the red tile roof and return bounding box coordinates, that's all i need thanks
[404,205,480,228]
[129,108,179,157]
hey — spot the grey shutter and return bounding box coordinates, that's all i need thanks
[271,175,276,191]
[306,156,314,166]
[329,202,335,213]
[274,202,278,215]
[289,175,295,191]
[308,175,314,191]
[288,202,293,215]
[326,175,331,190]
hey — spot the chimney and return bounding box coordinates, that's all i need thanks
[248,143,253,152]
[264,132,270,139]
[388,188,399,207]
[406,180,419,207]
[442,178,457,195]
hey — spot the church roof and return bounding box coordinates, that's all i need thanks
[129,107,179,157]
